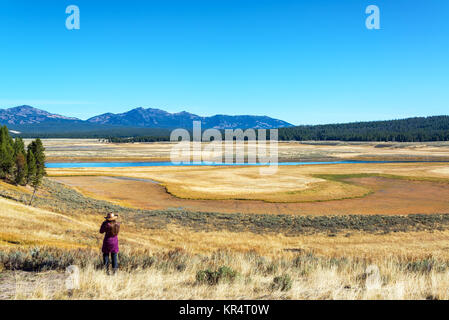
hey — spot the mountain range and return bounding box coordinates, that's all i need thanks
[0,106,293,135]
[3,106,449,142]
[87,107,292,129]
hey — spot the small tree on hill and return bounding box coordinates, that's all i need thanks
[0,126,14,179]
[28,138,46,174]
[0,126,46,204]
[26,139,46,205]
[14,153,27,185]
[13,137,27,185]
[27,139,46,205]
[26,149,37,185]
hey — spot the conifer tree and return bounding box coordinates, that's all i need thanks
[13,137,27,185]
[0,126,14,179]
[26,139,45,205]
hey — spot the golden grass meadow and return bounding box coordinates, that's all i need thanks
[2,140,449,300]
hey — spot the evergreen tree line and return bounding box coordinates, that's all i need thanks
[108,115,449,143]
[278,116,449,142]
[10,115,449,143]
[106,136,170,143]
[12,127,172,139]
[0,125,46,203]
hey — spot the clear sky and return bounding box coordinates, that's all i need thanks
[0,0,448,125]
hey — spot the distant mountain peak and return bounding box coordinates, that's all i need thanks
[0,105,293,131]
[0,105,80,125]
[86,107,292,129]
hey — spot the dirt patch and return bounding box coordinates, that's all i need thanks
[51,176,449,215]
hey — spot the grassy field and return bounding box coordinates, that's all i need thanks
[39,139,449,163]
[2,140,449,299]
[47,162,449,215]
[2,195,449,299]
[49,166,372,203]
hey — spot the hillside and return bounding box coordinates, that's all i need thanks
[0,105,79,124]
[112,116,449,143]
[4,106,449,141]
[88,108,292,129]
[0,106,292,137]
[278,116,449,142]
[3,179,449,299]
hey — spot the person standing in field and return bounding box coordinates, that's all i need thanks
[100,213,120,275]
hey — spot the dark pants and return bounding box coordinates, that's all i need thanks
[103,252,118,270]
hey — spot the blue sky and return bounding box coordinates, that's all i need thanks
[0,0,448,125]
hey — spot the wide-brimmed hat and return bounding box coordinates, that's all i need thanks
[104,213,118,221]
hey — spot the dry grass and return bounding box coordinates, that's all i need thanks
[5,139,449,299]
[9,251,449,300]
[40,139,449,163]
[43,139,449,203]
[3,195,449,258]
[47,173,449,215]
[3,189,449,299]
[47,162,449,203]
[0,197,99,249]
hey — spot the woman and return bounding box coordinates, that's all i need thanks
[100,213,120,274]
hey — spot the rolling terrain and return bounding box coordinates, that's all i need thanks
[2,140,449,299]
[1,105,292,137]
[3,184,449,299]
[4,106,449,143]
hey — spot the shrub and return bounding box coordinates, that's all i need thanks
[158,248,188,272]
[264,262,278,275]
[271,274,293,291]
[405,258,448,273]
[0,248,98,271]
[196,266,238,285]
